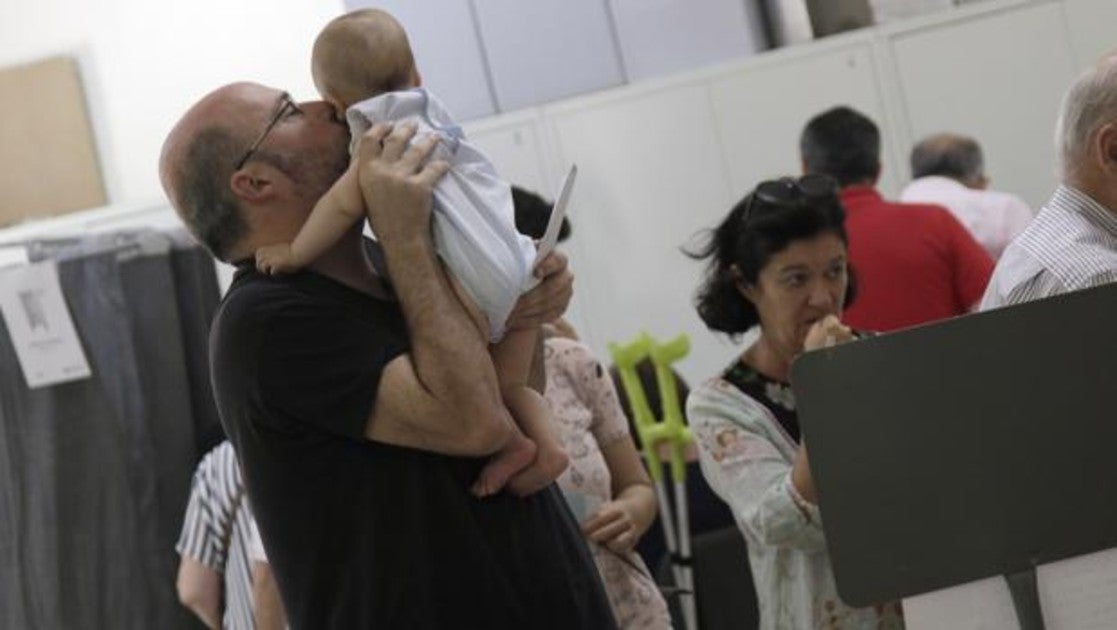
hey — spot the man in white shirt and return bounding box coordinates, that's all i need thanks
[980,55,1117,309]
[900,133,1033,260]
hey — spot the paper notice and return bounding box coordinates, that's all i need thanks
[0,260,92,388]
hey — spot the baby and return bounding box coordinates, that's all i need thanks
[255,9,567,497]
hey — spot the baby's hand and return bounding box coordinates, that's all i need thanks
[255,244,299,275]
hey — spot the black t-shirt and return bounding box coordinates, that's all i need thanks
[210,267,616,629]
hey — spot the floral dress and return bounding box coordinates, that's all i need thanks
[545,337,673,630]
[687,358,905,630]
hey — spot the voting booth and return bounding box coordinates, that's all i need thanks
[792,284,1117,629]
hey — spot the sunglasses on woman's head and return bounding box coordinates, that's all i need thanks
[743,174,838,223]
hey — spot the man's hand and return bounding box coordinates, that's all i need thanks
[507,251,574,330]
[803,315,853,352]
[356,122,449,247]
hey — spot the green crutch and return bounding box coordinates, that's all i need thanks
[609,332,696,630]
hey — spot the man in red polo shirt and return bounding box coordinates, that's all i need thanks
[799,107,993,332]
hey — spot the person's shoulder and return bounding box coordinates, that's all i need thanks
[1069,268,1117,291]
[976,188,1032,215]
[899,198,978,238]
[687,377,729,405]
[215,272,299,331]
[863,191,953,227]
[899,176,953,200]
[979,187,1027,205]
[1048,250,1117,292]
[898,177,928,198]
[545,336,601,377]
[347,90,419,127]
[192,440,242,487]
[687,375,782,438]
[199,440,236,468]
[1014,206,1117,284]
[895,197,955,219]
[352,88,456,125]
[687,371,756,412]
[545,335,593,359]
[210,272,334,365]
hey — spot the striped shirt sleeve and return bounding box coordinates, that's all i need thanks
[175,442,242,571]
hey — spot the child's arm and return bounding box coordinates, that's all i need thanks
[256,159,365,274]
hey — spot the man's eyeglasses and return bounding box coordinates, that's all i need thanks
[234,94,299,170]
[742,174,838,224]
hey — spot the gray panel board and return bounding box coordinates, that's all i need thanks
[791,284,1117,606]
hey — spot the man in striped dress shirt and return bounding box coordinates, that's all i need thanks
[981,55,1117,309]
[175,441,255,629]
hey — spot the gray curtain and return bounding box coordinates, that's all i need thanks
[0,230,220,629]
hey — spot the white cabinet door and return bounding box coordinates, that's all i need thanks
[546,84,738,382]
[710,41,900,198]
[887,2,1076,208]
[1062,0,1117,68]
[465,114,552,199]
[473,0,626,111]
[349,0,497,120]
[608,0,762,82]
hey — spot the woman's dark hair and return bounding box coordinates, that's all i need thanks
[512,185,571,242]
[686,176,857,338]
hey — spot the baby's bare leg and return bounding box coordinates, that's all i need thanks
[490,329,569,497]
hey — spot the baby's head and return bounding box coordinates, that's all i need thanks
[312,9,419,116]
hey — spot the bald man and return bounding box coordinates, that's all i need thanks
[900,133,1033,260]
[160,82,615,628]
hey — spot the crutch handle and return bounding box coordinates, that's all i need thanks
[608,334,666,480]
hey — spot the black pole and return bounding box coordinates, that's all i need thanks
[1005,568,1046,630]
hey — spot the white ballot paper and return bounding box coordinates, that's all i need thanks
[534,164,577,264]
[0,260,92,388]
[903,547,1117,630]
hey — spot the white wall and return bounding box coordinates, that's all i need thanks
[0,0,344,207]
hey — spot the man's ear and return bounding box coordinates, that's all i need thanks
[1096,122,1117,173]
[230,167,275,202]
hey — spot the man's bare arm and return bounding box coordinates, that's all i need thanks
[357,123,511,454]
[176,557,221,629]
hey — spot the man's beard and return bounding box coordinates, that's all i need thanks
[260,133,350,201]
